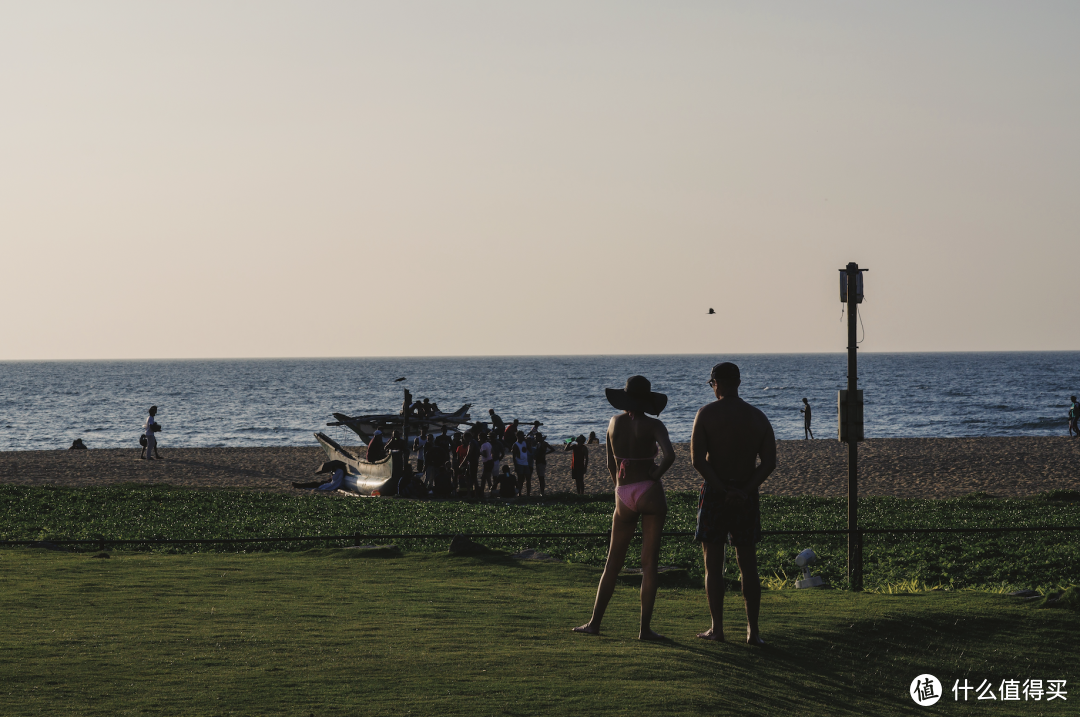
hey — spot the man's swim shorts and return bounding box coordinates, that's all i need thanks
[694,483,761,547]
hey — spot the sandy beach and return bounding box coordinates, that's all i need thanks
[2,437,1078,499]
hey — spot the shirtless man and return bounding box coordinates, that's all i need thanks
[691,362,776,646]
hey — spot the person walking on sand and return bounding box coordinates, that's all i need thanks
[1069,396,1079,438]
[142,406,163,460]
[566,435,589,495]
[573,376,675,640]
[512,430,532,496]
[800,398,814,439]
[692,362,776,646]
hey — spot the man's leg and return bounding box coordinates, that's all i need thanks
[573,469,585,495]
[698,541,726,640]
[734,545,763,645]
[536,464,546,496]
[574,508,636,635]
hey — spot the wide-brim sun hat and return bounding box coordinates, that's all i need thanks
[605,375,667,415]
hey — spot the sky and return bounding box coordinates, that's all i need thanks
[2,1,1078,360]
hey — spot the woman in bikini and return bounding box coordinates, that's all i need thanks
[573,375,675,640]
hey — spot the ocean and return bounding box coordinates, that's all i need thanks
[1,353,1077,451]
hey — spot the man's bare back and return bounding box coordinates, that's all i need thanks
[691,397,775,495]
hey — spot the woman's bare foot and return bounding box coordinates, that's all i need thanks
[573,623,600,635]
[746,633,765,647]
[696,629,724,641]
[639,629,666,641]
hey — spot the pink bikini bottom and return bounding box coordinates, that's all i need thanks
[616,480,660,512]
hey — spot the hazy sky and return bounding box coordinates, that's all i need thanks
[2,1,1077,360]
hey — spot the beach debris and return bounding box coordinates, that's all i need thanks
[448,534,490,555]
[1008,589,1041,598]
[512,549,556,561]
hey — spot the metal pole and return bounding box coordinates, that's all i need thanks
[846,261,862,591]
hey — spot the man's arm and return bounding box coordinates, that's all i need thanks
[690,407,722,487]
[745,419,777,492]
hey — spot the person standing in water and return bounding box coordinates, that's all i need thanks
[692,362,776,646]
[573,375,675,641]
[800,398,814,439]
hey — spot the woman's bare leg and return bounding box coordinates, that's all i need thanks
[638,509,667,640]
[574,507,637,635]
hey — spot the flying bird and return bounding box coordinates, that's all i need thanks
[707,308,715,315]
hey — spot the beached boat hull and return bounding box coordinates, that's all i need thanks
[328,405,471,442]
[313,432,403,496]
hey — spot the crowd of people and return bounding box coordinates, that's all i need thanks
[362,410,596,501]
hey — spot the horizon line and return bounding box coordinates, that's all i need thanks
[3,349,1080,363]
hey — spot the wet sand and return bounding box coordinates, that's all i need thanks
[2,437,1078,499]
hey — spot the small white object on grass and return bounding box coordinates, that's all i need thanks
[795,548,825,588]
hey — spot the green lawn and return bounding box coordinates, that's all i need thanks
[0,549,1076,716]
[3,485,1079,591]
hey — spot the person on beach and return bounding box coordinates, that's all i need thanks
[587,431,601,445]
[1070,396,1078,438]
[413,433,428,473]
[566,435,589,495]
[488,409,505,434]
[142,406,163,460]
[479,431,495,496]
[533,432,553,497]
[504,419,520,446]
[573,375,675,640]
[366,430,386,462]
[692,362,776,646]
[69,438,87,450]
[495,464,517,498]
[512,431,532,496]
[800,398,814,439]
[527,420,542,438]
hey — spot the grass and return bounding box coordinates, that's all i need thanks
[2,485,1078,592]
[0,548,1076,716]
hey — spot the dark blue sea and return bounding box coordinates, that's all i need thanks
[1,353,1077,451]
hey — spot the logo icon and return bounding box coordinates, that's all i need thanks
[911,674,943,706]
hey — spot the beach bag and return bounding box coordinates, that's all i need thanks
[139,435,148,447]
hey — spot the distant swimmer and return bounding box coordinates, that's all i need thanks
[1070,396,1078,438]
[800,398,814,439]
[394,377,406,382]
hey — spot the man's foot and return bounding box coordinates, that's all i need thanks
[572,623,600,635]
[696,629,724,642]
[639,629,666,641]
[747,634,766,647]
